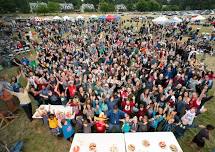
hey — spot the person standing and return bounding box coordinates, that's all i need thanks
[6,78,33,121]
[61,119,75,142]
[191,124,215,152]
[106,105,126,133]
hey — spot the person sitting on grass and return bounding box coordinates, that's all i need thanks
[48,114,60,136]
[191,124,215,152]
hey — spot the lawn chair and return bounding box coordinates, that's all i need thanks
[0,110,18,130]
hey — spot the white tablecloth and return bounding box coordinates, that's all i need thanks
[70,133,126,152]
[32,105,73,119]
[124,132,183,152]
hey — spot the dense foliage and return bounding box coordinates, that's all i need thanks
[0,0,215,13]
[99,1,115,12]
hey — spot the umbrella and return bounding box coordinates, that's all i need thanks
[115,15,121,21]
[191,15,206,22]
[53,16,62,20]
[152,16,169,25]
[63,16,71,21]
[76,15,84,20]
[98,16,106,20]
[106,15,115,21]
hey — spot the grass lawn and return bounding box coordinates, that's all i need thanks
[0,19,214,152]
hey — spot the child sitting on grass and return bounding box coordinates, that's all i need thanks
[48,114,60,136]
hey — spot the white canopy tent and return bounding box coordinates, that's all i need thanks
[70,17,76,22]
[76,15,84,20]
[191,15,206,22]
[169,16,183,23]
[152,16,169,25]
[53,16,62,20]
[63,16,71,21]
[43,17,52,21]
[89,15,98,19]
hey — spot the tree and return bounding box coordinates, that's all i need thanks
[36,4,48,15]
[136,0,149,12]
[47,1,60,12]
[148,0,161,11]
[15,0,30,13]
[65,0,82,9]
[136,0,161,11]
[84,0,99,9]
[126,3,135,11]
[0,0,17,13]
[99,1,115,12]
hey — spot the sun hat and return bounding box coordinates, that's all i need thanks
[94,112,108,121]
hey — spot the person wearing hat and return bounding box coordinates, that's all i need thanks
[94,112,108,133]
[130,116,139,132]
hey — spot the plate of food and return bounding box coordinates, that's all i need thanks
[169,144,178,152]
[142,140,150,147]
[72,145,80,152]
[159,141,166,149]
[65,111,72,119]
[128,144,135,152]
[34,111,41,117]
[89,143,97,152]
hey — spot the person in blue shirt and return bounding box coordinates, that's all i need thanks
[149,115,164,131]
[106,105,126,133]
[121,115,131,133]
[164,66,173,79]
[11,76,21,92]
[61,119,74,142]
[106,96,119,111]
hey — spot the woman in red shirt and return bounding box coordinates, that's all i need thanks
[67,81,76,98]
[121,100,135,116]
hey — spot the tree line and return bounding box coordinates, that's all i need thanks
[0,0,215,14]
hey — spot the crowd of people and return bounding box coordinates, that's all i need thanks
[0,16,215,151]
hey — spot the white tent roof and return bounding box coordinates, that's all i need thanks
[43,17,52,21]
[191,15,206,21]
[152,16,169,25]
[63,16,71,21]
[76,15,84,20]
[169,16,183,23]
[53,16,62,20]
[90,15,98,18]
